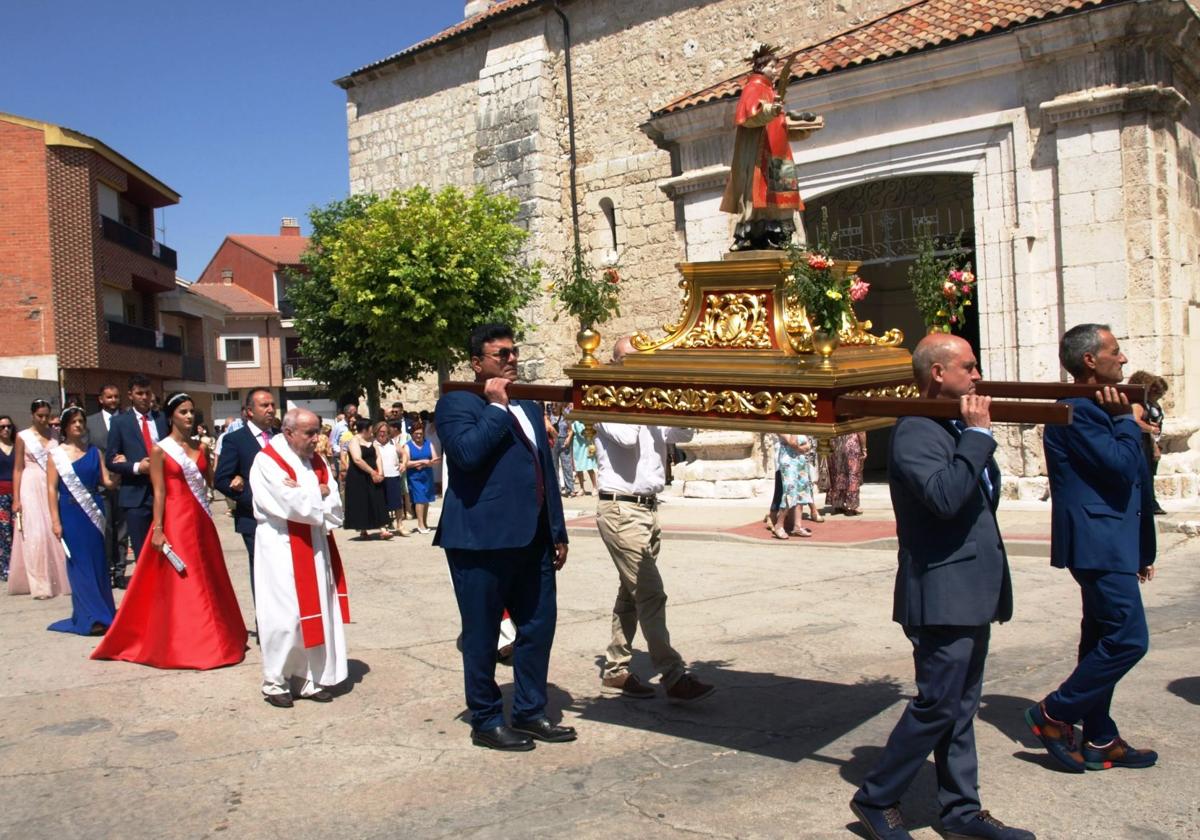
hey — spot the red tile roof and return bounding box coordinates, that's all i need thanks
[189,282,279,316]
[653,0,1121,116]
[335,0,542,87]
[227,234,310,267]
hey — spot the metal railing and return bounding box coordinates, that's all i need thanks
[106,320,182,354]
[100,215,178,271]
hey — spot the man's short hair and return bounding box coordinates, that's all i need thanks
[99,384,119,395]
[469,322,514,358]
[388,420,403,430]
[282,407,316,432]
[391,401,403,408]
[244,387,273,408]
[1059,323,1109,377]
[127,373,152,391]
[343,402,357,412]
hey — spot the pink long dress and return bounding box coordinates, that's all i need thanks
[7,429,70,598]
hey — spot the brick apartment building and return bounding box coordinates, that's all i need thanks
[0,112,227,417]
[192,219,335,424]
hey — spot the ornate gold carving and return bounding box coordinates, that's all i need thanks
[633,277,691,352]
[844,383,921,399]
[582,385,818,419]
[838,313,905,348]
[676,292,773,349]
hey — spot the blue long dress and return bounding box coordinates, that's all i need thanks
[48,447,116,635]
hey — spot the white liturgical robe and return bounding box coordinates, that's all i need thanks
[250,436,347,697]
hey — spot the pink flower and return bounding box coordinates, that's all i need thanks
[942,280,959,300]
[950,315,958,324]
[961,285,971,295]
[948,270,962,283]
[807,254,832,270]
[849,276,870,302]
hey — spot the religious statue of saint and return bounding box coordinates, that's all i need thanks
[721,43,822,251]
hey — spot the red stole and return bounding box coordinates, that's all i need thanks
[260,445,350,648]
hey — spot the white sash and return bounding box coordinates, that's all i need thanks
[21,429,50,470]
[50,447,105,535]
[158,436,212,518]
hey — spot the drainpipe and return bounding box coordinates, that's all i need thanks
[551,1,581,262]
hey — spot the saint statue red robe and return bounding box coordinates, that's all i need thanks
[720,72,804,223]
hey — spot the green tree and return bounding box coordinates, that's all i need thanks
[325,186,539,399]
[287,193,380,409]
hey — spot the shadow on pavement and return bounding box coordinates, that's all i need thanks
[978,693,1041,747]
[331,658,371,697]
[569,659,905,764]
[1167,676,1200,705]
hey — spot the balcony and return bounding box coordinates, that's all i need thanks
[100,216,178,271]
[181,355,206,382]
[106,320,182,354]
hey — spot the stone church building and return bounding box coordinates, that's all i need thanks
[336,0,1200,498]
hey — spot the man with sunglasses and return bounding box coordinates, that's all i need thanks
[434,323,572,752]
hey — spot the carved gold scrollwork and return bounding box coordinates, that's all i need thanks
[633,276,691,352]
[582,385,818,419]
[782,299,904,351]
[676,292,773,349]
[843,383,921,399]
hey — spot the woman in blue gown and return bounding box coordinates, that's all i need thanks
[47,407,117,636]
[404,423,440,534]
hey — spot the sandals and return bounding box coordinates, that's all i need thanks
[772,526,790,540]
[789,527,813,538]
[763,514,775,532]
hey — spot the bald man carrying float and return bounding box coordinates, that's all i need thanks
[850,335,1034,840]
[250,408,349,708]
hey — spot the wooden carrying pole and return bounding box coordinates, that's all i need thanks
[976,381,1146,402]
[835,395,1074,425]
[439,381,572,403]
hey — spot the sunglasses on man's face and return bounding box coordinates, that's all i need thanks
[481,347,519,362]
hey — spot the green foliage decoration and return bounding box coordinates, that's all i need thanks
[907,229,975,334]
[547,250,621,329]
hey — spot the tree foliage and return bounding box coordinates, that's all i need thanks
[288,186,539,414]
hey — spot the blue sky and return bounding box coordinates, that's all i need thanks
[1,1,462,279]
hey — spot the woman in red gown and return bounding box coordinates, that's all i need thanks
[92,393,247,669]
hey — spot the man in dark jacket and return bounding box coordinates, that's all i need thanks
[213,387,277,603]
[851,334,1033,840]
[105,375,168,585]
[1025,324,1157,773]
[86,384,127,586]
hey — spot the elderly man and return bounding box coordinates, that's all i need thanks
[250,407,349,708]
[1025,324,1157,772]
[434,322,572,751]
[850,334,1033,840]
[593,336,713,703]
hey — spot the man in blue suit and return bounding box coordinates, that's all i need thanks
[105,374,168,583]
[1026,324,1157,773]
[434,323,573,752]
[851,334,1033,840]
[213,387,277,604]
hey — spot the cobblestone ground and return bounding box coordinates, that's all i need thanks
[1,507,1197,839]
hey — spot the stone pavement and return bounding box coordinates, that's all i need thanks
[2,492,1198,839]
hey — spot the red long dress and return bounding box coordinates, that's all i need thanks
[92,448,247,669]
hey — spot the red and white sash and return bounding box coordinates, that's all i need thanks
[259,445,350,648]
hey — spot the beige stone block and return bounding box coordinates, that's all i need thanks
[1059,222,1127,266]
[1092,264,1128,301]
[1061,265,1095,303]
[676,431,756,461]
[674,457,763,482]
[1016,477,1050,501]
[680,479,758,499]
[1055,125,1095,161]
[1058,152,1123,194]
[1058,192,1095,227]
[1093,188,1124,223]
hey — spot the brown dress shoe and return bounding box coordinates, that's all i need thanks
[600,672,656,699]
[666,673,715,704]
[264,693,294,709]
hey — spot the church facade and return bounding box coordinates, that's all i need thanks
[338,0,1200,498]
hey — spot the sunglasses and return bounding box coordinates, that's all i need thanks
[481,347,519,362]
[0,425,13,430]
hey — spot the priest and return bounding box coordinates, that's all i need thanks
[250,407,349,708]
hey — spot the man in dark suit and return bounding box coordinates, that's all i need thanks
[851,334,1033,840]
[1025,324,1157,773]
[434,322,573,752]
[213,387,277,603]
[105,374,168,583]
[86,384,128,587]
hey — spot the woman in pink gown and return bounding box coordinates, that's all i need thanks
[8,399,70,599]
[92,393,247,669]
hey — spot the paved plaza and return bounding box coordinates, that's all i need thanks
[2,494,1198,839]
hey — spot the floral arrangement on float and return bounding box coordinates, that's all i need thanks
[907,230,975,334]
[548,250,621,366]
[785,209,870,360]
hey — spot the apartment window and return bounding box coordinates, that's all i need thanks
[221,336,259,367]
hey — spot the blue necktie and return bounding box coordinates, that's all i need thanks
[952,421,995,500]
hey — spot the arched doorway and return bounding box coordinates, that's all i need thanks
[802,173,977,476]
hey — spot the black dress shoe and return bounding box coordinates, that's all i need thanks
[264,693,294,709]
[300,689,333,703]
[511,718,577,743]
[471,725,535,751]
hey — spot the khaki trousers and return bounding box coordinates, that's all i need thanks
[596,499,685,687]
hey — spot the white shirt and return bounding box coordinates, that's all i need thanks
[594,423,694,496]
[488,401,537,451]
[131,409,160,474]
[246,420,271,449]
[102,409,114,431]
[379,440,401,477]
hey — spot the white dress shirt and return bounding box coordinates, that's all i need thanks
[379,439,401,477]
[488,401,538,451]
[594,423,694,496]
[246,420,272,449]
[131,408,160,474]
[102,409,114,431]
